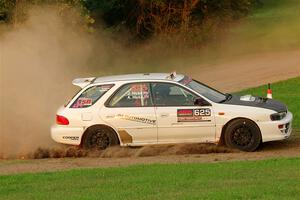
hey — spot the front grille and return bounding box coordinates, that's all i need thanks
[280,122,290,134]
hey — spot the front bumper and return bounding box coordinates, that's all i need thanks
[258,111,293,142]
[51,125,84,145]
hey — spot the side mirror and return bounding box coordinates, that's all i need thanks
[194,97,211,106]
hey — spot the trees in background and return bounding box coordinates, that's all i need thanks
[0,0,258,45]
[83,0,254,36]
[83,0,256,45]
[0,0,15,22]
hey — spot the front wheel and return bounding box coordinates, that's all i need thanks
[224,119,261,152]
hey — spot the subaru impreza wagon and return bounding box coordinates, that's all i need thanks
[51,73,292,152]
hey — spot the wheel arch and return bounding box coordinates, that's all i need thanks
[218,117,261,145]
[80,124,120,147]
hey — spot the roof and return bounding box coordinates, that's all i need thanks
[93,73,185,83]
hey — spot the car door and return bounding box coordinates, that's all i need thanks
[100,82,157,144]
[151,82,216,143]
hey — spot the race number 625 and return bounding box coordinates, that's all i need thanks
[194,109,211,116]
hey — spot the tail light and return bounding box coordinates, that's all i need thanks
[56,115,69,125]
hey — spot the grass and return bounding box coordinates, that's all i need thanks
[237,77,300,128]
[202,0,300,63]
[227,0,300,53]
[1,157,300,200]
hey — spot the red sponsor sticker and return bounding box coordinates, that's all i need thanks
[79,98,92,105]
[177,109,193,117]
[131,84,148,92]
[72,98,93,108]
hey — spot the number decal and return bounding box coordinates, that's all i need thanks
[193,109,211,116]
[177,109,211,122]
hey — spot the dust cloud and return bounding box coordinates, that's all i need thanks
[0,6,99,158]
[0,5,190,159]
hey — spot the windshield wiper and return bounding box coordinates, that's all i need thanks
[219,93,232,103]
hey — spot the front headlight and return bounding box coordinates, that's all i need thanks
[270,112,287,121]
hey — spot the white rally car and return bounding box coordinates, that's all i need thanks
[51,73,293,151]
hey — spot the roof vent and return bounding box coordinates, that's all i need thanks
[166,71,177,80]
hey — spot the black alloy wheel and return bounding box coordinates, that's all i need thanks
[225,119,261,152]
[83,127,118,150]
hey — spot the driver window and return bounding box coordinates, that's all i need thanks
[151,83,197,106]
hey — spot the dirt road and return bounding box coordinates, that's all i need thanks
[1,132,299,175]
[191,49,300,92]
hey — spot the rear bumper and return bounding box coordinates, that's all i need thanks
[51,125,84,145]
[258,111,293,142]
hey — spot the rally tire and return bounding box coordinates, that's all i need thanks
[82,126,119,150]
[224,119,261,152]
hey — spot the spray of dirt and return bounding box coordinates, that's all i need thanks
[0,6,99,158]
[30,143,235,159]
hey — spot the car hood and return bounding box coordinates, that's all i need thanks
[222,94,287,113]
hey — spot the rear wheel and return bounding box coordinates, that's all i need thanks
[83,126,119,150]
[224,119,261,152]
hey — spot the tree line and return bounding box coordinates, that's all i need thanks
[0,0,260,45]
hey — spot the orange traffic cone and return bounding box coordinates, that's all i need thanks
[267,83,272,99]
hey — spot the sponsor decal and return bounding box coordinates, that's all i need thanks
[72,98,92,108]
[78,98,92,106]
[116,114,156,125]
[127,84,150,100]
[62,136,79,140]
[177,109,193,117]
[177,109,211,122]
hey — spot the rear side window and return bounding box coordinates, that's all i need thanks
[108,83,153,107]
[71,84,114,108]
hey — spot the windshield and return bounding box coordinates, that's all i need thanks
[179,76,227,103]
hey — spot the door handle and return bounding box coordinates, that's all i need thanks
[160,113,169,117]
[172,122,183,125]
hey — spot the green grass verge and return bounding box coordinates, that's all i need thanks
[203,0,300,62]
[180,0,300,58]
[237,77,300,128]
[227,0,300,54]
[1,158,300,199]
[253,0,300,47]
